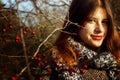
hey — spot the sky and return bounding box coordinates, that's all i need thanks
[1,0,69,25]
[1,0,34,11]
[1,0,70,11]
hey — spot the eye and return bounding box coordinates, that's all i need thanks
[87,18,96,23]
[102,19,109,25]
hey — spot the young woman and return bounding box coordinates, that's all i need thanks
[31,0,120,80]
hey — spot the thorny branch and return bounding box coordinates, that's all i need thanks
[1,0,81,77]
[32,0,53,25]
[18,0,83,75]
[19,14,82,76]
[16,0,33,79]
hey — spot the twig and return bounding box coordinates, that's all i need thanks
[32,28,62,59]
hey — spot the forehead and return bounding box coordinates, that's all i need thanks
[89,7,108,19]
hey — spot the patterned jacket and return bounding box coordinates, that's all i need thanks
[30,38,120,80]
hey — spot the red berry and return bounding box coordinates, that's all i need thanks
[23,30,27,35]
[32,31,35,35]
[15,35,20,42]
[34,57,37,60]
[69,71,73,76]
[83,64,88,68]
[47,67,51,73]
[39,77,43,80]
[80,68,85,74]
[25,27,29,32]
[44,60,47,64]
[41,62,45,66]
[38,62,41,67]
[16,35,20,40]
[2,28,6,32]
[42,54,46,57]
[37,57,41,61]
[15,74,19,78]
[9,24,13,29]
[72,68,77,72]
[57,64,61,69]
[11,76,16,80]
[77,51,81,56]
[37,54,40,57]
[53,59,57,63]
[3,39,7,43]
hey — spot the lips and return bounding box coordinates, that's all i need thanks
[91,35,103,40]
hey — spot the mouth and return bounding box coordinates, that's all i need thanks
[91,35,103,40]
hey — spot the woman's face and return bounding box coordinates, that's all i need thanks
[78,7,108,48]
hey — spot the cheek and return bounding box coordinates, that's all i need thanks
[82,23,95,32]
[78,27,92,35]
[104,26,108,35]
[78,28,85,35]
[78,28,89,38]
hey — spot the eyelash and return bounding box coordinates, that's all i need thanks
[87,19,108,24]
[102,20,108,24]
[87,19,96,23]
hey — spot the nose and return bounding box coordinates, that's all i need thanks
[94,22,103,33]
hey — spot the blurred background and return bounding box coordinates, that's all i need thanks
[0,0,120,80]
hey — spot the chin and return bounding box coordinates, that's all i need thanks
[93,44,102,48]
[93,41,103,47]
[91,43,102,48]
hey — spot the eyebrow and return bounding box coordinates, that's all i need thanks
[89,17,109,21]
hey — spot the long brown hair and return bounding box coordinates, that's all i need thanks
[54,0,120,66]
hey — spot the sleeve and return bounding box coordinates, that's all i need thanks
[30,48,54,80]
